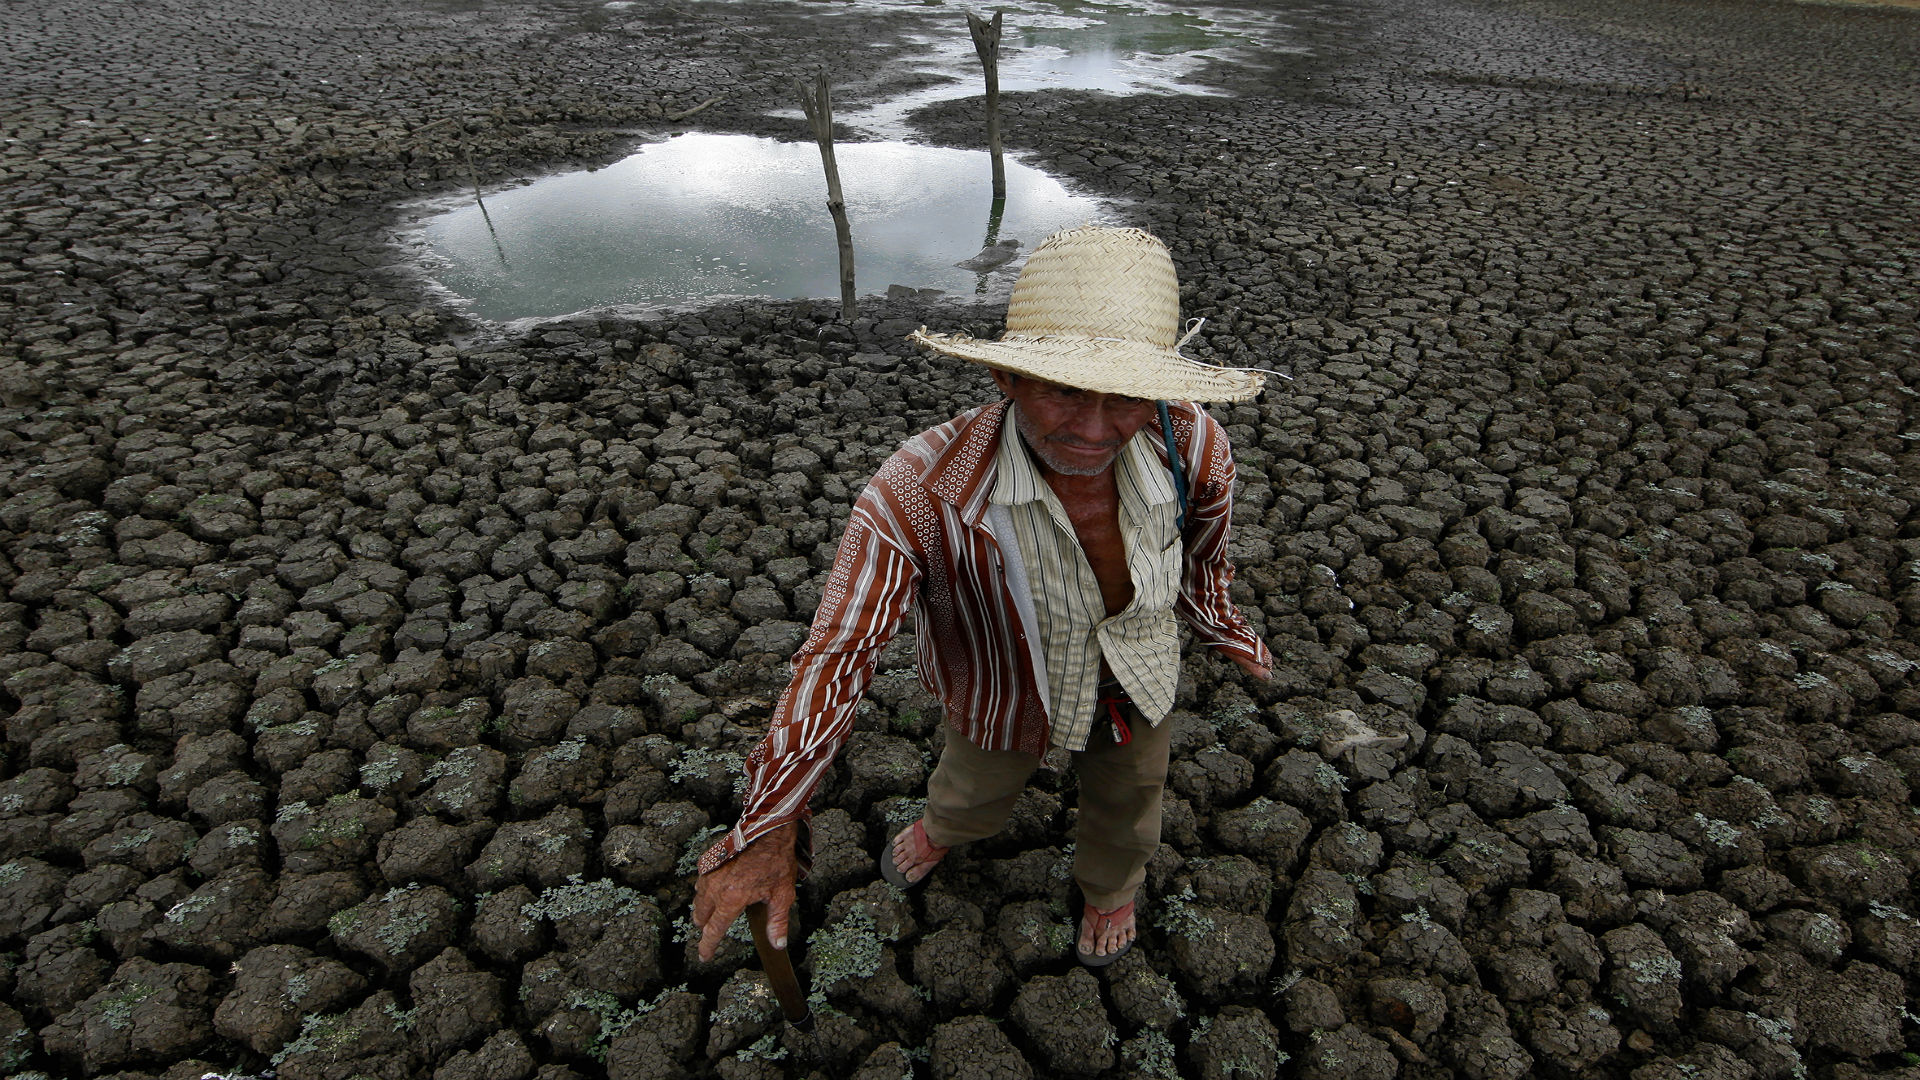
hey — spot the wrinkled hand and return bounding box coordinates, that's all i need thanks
[1228,651,1271,682]
[691,822,799,962]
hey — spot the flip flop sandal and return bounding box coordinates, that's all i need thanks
[1076,900,1137,968]
[880,820,948,890]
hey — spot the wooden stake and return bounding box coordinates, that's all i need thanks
[461,137,509,269]
[967,11,1005,201]
[796,69,857,321]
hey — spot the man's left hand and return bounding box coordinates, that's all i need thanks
[1228,652,1270,681]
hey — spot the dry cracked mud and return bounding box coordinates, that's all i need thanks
[1,0,1917,1077]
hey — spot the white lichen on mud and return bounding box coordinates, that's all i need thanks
[1627,953,1682,984]
[165,892,218,925]
[359,756,404,790]
[1692,813,1744,848]
[545,738,587,763]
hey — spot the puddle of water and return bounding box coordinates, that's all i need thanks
[769,0,1300,136]
[414,132,1109,323]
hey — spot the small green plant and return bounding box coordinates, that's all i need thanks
[523,875,648,922]
[367,887,435,956]
[1211,698,1258,732]
[383,1000,418,1032]
[1314,762,1347,792]
[710,980,777,1029]
[328,907,363,938]
[112,828,156,853]
[671,747,744,786]
[1400,905,1438,931]
[98,980,156,1031]
[272,1010,362,1066]
[0,1022,32,1070]
[566,983,687,1062]
[1154,885,1215,940]
[736,1033,788,1063]
[1051,843,1077,883]
[805,908,893,1005]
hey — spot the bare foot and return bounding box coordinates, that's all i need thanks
[889,821,948,885]
[1078,900,1136,960]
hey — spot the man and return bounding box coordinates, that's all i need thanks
[692,225,1270,968]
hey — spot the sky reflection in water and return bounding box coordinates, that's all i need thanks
[420,133,1106,322]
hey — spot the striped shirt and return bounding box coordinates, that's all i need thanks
[991,418,1183,752]
[698,399,1272,875]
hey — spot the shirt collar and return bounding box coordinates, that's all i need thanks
[991,418,1049,507]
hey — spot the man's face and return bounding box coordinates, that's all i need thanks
[993,371,1158,477]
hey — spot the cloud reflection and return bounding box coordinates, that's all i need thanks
[420,134,1107,322]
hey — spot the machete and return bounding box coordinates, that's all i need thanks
[746,901,815,1033]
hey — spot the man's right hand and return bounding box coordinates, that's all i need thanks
[691,821,799,962]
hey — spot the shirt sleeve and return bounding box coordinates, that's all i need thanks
[1174,406,1274,671]
[696,487,922,877]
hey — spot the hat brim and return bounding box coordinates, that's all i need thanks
[911,329,1266,404]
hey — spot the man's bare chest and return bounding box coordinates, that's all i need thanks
[1055,489,1133,618]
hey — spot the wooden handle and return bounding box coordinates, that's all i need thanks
[745,902,814,1032]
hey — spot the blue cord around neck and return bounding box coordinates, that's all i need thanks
[1157,400,1188,533]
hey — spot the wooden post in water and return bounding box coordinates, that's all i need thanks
[796,69,856,321]
[461,135,509,269]
[967,11,1005,202]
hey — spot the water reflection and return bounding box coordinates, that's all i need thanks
[417,133,1107,322]
[826,0,1281,136]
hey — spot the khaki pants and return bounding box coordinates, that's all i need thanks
[921,706,1172,911]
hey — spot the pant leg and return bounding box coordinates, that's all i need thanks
[921,723,1038,848]
[1070,703,1174,910]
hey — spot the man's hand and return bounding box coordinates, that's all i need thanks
[1228,651,1271,681]
[691,822,799,962]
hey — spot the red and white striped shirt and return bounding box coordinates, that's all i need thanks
[697,398,1271,874]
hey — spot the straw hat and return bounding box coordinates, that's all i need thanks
[910,225,1266,403]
